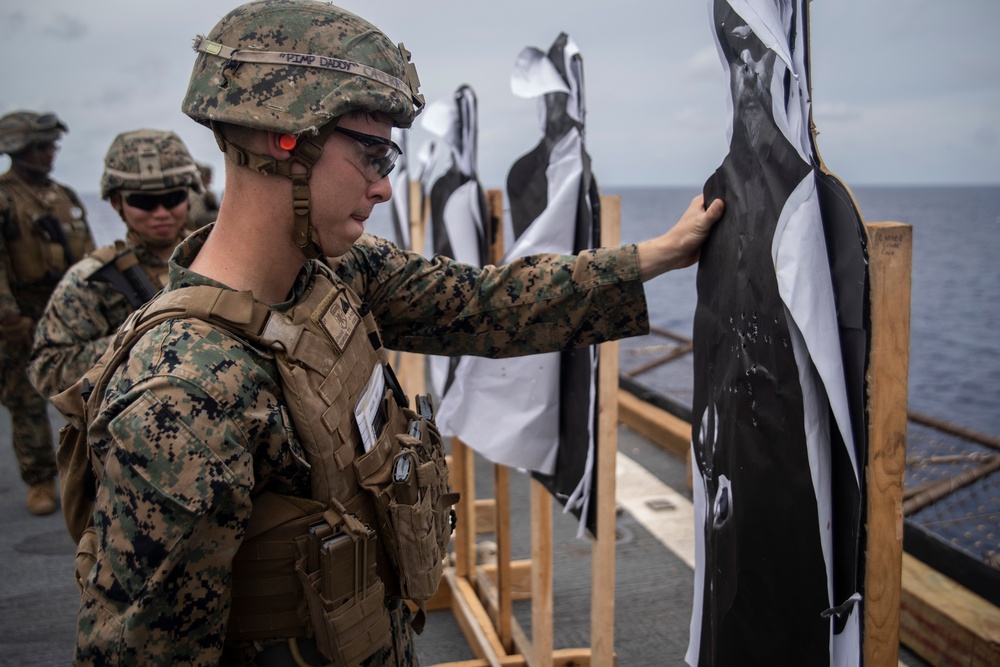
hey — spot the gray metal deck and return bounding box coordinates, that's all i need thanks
[0,404,928,665]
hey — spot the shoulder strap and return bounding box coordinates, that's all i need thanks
[85,241,127,270]
[52,284,274,543]
[85,241,160,309]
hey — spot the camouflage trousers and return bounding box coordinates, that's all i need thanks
[0,333,55,485]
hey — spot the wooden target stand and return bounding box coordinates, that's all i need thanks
[393,182,620,666]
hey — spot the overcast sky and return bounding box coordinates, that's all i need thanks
[2,0,997,196]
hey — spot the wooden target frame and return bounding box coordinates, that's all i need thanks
[395,185,621,666]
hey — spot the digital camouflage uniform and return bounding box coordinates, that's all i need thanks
[28,233,170,399]
[29,128,200,400]
[64,2,649,664]
[0,111,94,486]
[74,225,648,665]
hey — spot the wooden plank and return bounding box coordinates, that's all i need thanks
[486,189,504,261]
[483,189,514,653]
[433,648,595,667]
[864,222,912,666]
[476,562,534,629]
[410,179,426,253]
[899,552,1000,666]
[531,480,554,667]
[617,388,691,460]
[444,568,507,666]
[396,350,425,398]
[511,614,533,665]
[495,465,513,650]
[591,193,621,667]
[395,180,428,397]
[479,560,533,598]
[453,439,478,580]
[475,498,497,534]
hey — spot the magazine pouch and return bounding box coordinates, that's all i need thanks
[355,394,459,615]
[296,501,391,666]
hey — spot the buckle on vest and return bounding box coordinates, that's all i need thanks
[261,313,303,354]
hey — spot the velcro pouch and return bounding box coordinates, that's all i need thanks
[355,395,459,608]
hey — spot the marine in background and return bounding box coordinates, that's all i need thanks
[0,110,94,516]
[186,160,221,229]
[29,129,200,400]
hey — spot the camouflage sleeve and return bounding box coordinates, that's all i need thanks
[77,319,297,665]
[28,258,129,398]
[0,187,19,320]
[334,234,649,358]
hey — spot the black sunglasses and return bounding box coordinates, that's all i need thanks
[123,189,189,211]
[332,126,402,181]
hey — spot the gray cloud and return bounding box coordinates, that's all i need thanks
[41,14,88,41]
[1,0,997,191]
[0,10,26,37]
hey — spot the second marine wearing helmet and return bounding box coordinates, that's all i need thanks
[0,110,95,516]
[29,129,200,399]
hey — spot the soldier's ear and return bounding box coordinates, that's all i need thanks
[109,193,123,214]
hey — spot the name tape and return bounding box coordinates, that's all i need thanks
[194,37,412,99]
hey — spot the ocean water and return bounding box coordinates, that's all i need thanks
[82,184,1000,438]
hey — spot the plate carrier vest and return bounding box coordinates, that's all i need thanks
[0,172,93,288]
[52,261,458,666]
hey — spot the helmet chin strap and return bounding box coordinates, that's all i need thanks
[211,121,337,259]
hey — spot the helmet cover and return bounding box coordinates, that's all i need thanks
[182,0,424,136]
[0,111,67,155]
[100,129,202,199]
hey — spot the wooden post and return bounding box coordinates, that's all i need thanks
[531,481,554,667]
[494,464,513,651]
[397,180,427,398]
[486,188,515,652]
[410,179,425,255]
[591,195,621,667]
[432,189,621,667]
[453,438,477,580]
[863,222,912,666]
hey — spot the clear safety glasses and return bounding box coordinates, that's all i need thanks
[332,126,401,182]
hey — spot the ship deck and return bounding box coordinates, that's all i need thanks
[0,398,937,665]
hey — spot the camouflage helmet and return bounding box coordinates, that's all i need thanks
[0,111,67,155]
[100,129,201,200]
[182,0,424,135]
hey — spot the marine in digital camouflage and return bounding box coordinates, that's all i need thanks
[74,225,647,664]
[63,1,654,663]
[0,109,94,488]
[30,128,198,399]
